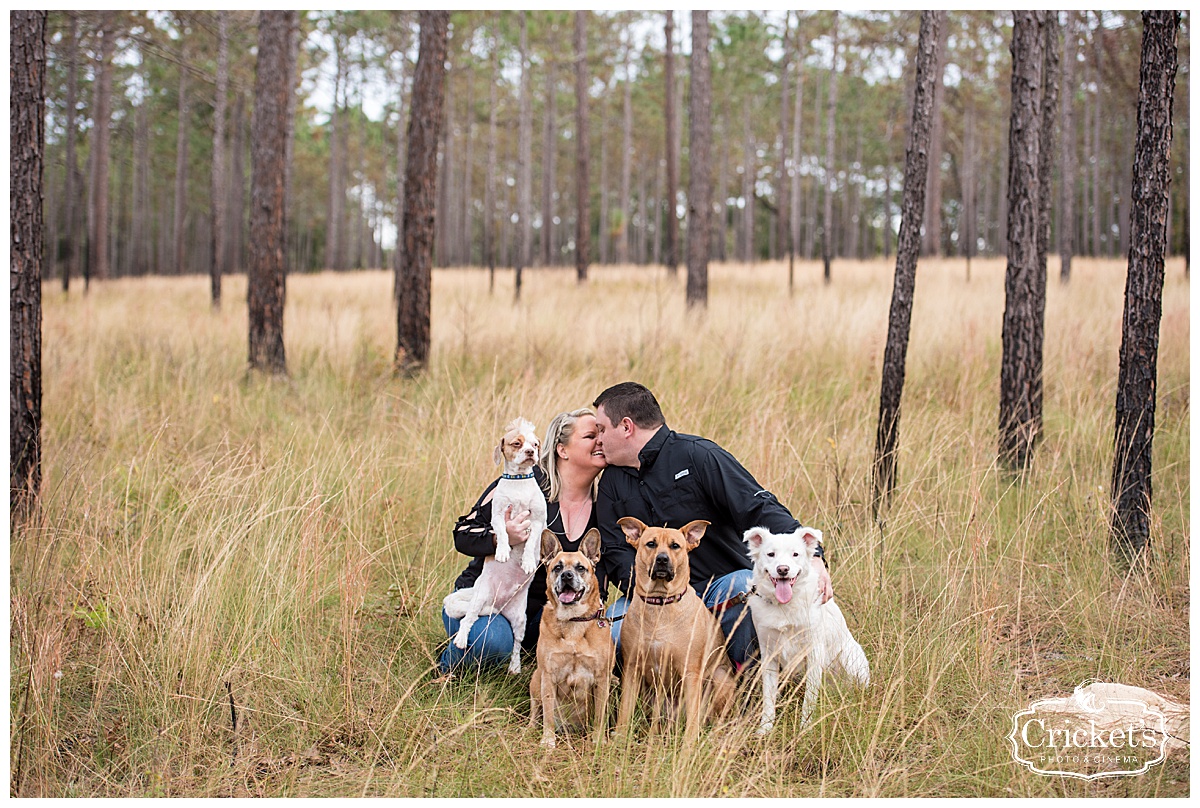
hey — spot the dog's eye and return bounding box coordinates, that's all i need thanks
[575,564,587,573]
[766,551,775,558]
[794,552,800,557]
[646,540,657,549]
[552,563,563,572]
[669,542,680,550]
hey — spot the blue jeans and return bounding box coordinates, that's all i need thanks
[439,609,522,673]
[604,569,758,669]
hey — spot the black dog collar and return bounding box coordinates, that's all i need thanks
[638,592,687,606]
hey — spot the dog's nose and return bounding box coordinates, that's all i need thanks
[776,565,791,579]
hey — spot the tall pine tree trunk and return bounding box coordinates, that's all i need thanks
[515,12,532,300]
[395,11,449,374]
[90,19,115,283]
[619,35,633,266]
[11,10,46,514]
[392,55,407,299]
[822,12,839,283]
[174,34,190,276]
[574,12,590,283]
[922,18,949,256]
[484,18,497,290]
[873,11,943,511]
[664,12,679,274]
[742,95,755,264]
[789,17,804,291]
[998,11,1047,471]
[62,11,79,291]
[211,10,229,305]
[247,11,296,375]
[776,14,791,262]
[686,11,711,308]
[541,60,556,267]
[1059,12,1077,281]
[1036,15,1060,287]
[326,42,345,271]
[1110,10,1180,561]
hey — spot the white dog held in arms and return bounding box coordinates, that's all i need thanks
[442,418,548,674]
[743,526,869,733]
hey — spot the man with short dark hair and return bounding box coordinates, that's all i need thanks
[592,381,832,668]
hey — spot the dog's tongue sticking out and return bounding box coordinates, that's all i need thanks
[558,589,579,604]
[774,578,794,604]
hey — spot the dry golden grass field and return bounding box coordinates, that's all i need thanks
[10,256,1190,796]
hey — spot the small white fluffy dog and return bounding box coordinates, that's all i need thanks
[442,418,547,674]
[743,526,869,733]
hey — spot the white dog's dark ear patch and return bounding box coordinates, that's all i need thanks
[580,528,602,564]
[743,526,770,550]
[617,517,647,546]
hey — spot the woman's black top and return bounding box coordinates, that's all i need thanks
[450,466,599,651]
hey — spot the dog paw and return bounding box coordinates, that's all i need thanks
[519,557,538,574]
[757,722,774,736]
[508,660,522,675]
[453,633,469,650]
[495,545,511,563]
[540,736,556,749]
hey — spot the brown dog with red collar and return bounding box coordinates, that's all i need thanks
[614,517,737,740]
[529,528,615,747]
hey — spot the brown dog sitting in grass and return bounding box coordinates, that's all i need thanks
[614,517,737,741]
[529,528,615,748]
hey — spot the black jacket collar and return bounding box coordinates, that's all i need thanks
[637,425,670,472]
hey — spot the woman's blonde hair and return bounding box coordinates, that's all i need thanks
[538,408,600,503]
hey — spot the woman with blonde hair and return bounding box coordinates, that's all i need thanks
[439,408,609,673]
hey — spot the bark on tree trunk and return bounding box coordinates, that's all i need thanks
[485,18,497,290]
[62,12,78,292]
[10,10,46,515]
[174,32,190,276]
[395,10,449,375]
[998,11,1047,471]
[664,11,679,274]
[922,18,950,257]
[822,13,839,283]
[326,40,345,271]
[873,10,943,512]
[541,60,556,267]
[1036,15,1060,298]
[247,11,297,375]
[686,12,712,308]
[211,10,229,306]
[516,12,532,301]
[776,14,791,263]
[789,18,804,292]
[90,19,114,283]
[574,12,590,283]
[742,95,755,264]
[1110,10,1180,562]
[619,34,633,266]
[228,91,246,274]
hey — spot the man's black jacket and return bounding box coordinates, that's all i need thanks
[596,425,818,597]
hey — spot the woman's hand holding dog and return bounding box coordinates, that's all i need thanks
[503,505,532,547]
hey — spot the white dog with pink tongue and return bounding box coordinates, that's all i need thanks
[743,525,870,733]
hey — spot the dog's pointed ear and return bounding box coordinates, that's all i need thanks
[540,529,562,564]
[797,527,824,549]
[680,520,710,551]
[617,517,647,547]
[580,528,602,564]
[743,526,770,551]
